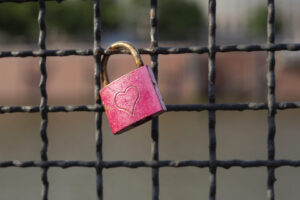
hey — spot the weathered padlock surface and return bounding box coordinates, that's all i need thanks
[100,66,166,134]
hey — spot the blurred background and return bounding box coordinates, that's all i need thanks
[1,0,300,199]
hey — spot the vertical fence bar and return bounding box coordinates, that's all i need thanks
[150,0,159,200]
[266,0,276,200]
[208,0,217,200]
[94,0,103,199]
[38,0,49,199]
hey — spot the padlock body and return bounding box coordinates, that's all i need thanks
[100,66,166,135]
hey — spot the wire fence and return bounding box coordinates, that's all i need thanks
[0,0,300,200]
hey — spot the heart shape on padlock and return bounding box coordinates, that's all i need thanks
[114,85,140,115]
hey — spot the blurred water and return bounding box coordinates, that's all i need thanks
[0,110,300,199]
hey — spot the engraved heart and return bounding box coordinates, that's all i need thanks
[114,86,139,115]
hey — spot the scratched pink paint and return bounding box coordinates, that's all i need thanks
[100,66,167,135]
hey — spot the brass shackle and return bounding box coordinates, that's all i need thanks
[101,41,144,86]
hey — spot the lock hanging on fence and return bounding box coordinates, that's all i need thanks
[100,41,167,135]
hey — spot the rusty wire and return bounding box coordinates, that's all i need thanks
[37,0,49,199]
[1,44,300,58]
[150,0,159,200]
[0,0,299,200]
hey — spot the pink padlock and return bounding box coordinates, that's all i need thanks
[100,41,166,135]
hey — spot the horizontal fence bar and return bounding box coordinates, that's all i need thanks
[0,49,93,58]
[0,0,62,3]
[1,43,300,58]
[1,160,300,169]
[0,102,300,114]
[0,105,102,113]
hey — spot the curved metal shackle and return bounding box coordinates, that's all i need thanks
[101,41,144,86]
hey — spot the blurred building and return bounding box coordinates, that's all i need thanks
[0,48,299,105]
[198,0,300,43]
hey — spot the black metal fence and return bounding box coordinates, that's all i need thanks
[0,0,300,200]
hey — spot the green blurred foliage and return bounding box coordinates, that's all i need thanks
[158,0,205,40]
[46,0,93,37]
[248,6,282,37]
[0,2,39,41]
[0,0,122,42]
[47,0,122,35]
[131,0,205,41]
[0,0,205,42]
